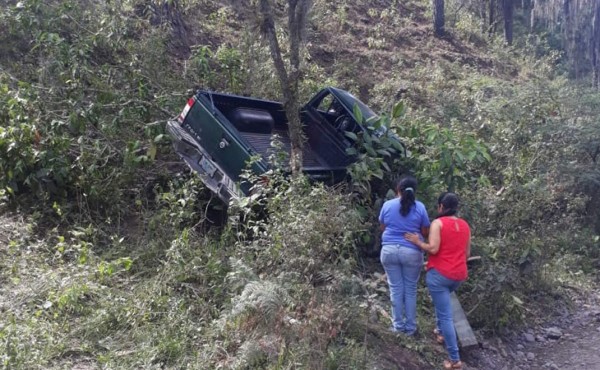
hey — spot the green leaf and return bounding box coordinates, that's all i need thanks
[511,295,524,305]
[392,101,405,119]
[371,116,382,129]
[353,103,363,124]
[148,143,157,161]
[426,130,437,143]
[344,131,358,141]
[121,258,133,271]
[391,140,404,151]
[346,147,358,156]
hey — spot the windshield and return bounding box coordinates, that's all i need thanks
[330,88,378,122]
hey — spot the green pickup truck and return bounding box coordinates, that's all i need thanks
[166,87,393,202]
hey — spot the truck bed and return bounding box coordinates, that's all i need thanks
[239,128,326,168]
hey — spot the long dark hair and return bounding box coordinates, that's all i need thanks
[397,176,418,216]
[437,192,459,218]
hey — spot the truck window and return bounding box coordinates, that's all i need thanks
[317,94,334,113]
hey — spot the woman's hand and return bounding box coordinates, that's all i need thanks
[405,233,422,247]
[405,219,442,254]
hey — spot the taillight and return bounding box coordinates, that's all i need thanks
[177,97,196,124]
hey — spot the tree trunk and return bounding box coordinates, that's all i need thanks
[530,1,535,31]
[563,0,578,79]
[593,3,600,88]
[286,0,311,176]
[489,0,496,38]
[259,0,310,176]
[532,0,600,85]
[503,0,513,45]
[432,0,445,37]
[522,0,532,31]
[146,0,191,59]
[480,1,487,34]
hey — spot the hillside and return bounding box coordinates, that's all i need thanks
[1,0,600,369]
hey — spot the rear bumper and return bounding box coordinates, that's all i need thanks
[166,120,242,203]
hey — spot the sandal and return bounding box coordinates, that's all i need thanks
[433,328,444,344]
[443,359,463,369]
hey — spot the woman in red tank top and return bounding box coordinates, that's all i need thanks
[405,193,471,370]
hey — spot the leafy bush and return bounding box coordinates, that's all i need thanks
[228,164,363,279]
[0,84,72,198]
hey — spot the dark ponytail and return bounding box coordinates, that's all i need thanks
[437,192,459,218]
[397,176,418,216]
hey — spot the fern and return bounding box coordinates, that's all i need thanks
[231,280,291,323]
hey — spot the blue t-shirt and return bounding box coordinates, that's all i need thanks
[379,198,430,251]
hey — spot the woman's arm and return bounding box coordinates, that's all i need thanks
[466,228,471,259]
[405,219,442,254]
[378,204,386,233]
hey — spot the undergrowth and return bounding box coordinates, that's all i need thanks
[1,0,600,369]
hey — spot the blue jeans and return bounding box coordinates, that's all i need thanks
[426,268,463,362]
[380,244,423,334]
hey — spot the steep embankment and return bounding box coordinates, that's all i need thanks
[2,0,599,369]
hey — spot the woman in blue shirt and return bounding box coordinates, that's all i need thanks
[379,176,430,335]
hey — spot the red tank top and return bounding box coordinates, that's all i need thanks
[426,216,470,281]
